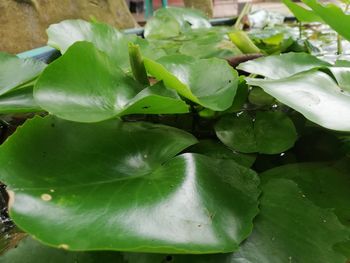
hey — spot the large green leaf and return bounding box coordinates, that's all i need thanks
[47,20,165,70]
[215,111,297,154]
[0,52,46,96]
[0,237,125,263]
[237,52,330,79]
[34,42,189,123]
[261,163,350,227]
[0,87,41,114]
[0,116,260,253]
[302,0,350,42]
[282,0,323,23]
[122,179,349,262]
[246,70,350,131]
[144,55,238,111]
[144,7,211,39]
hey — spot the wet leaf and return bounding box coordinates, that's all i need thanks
[215,111,297,154]
[144,55,238,111]
[35,42,189,123]
[0,116,260,253]
[0,87,41,114]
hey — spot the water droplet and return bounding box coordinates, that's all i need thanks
[143,154,148,158]
[302,194,306,198]
[280,153,285,157]
[323,219,327,223]
[272,104,278,109]
[50,189,55,193]
[41,194,52,201]
[236,111,244,117]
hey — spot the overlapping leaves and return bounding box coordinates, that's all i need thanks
[238,52,350,131]
[34,42,189,122]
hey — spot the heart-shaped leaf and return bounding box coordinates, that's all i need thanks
[0,116,260,253]
[144,55,238,111]
[237,52,330,79]
[215,111,297,154]
[0,52,46,96]
[302,0,350,42]
[144,7,211,39]
[1,237,125,263]
[246,70,350,131]
[35,42,189,123]
[47,20,165,70]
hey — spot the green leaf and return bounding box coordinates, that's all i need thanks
[0,52,46,96]
[47,20,165,70]
[34,42,189,123]
[246,70,350,131]
[261,163,350,227]
[188,140,256,167]
[123,179,349,262]
[0,236,125,263]
[0,116,260,253]
[238,52,330,79]
[228,31,261,54]
[302,0,350,41]
[0,87,41,114]
[282,0,323,23]
[230,179,349,263]
[144,55,238,111]
[144,7,211,39]
[248,87,275,106]
[215,111,297,154]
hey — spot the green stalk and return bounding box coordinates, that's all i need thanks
[128,43,150,86]
[337,3,350,55]
[229,31,261,54]
[234,3,252,30]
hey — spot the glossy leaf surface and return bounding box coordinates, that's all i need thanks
[188,140,256,167]
[247,70,350,131]
[238,52,330,79]
[123,179,349,262]
[0,116,260,253]
[144,55,238,111]
[0,52,46,96]
[47,20,164,70]
[35,42,189,122]
[0,87,41,114]
[1,237,125,263]
[215,111,297,154]
[144,7,211,39]
[302,0,350,41]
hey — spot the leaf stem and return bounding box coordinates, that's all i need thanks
[234,3,252,30]
[128,43,150,86]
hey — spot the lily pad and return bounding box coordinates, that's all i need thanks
[0,116,260,253]
[215,111,297,154]
[246,70,350,131]
[47,20,165,70]
[144,7,211,39]
[0,237,125,263]
[0,52,46,96]
[144,55,238,111]
[35,42,189,123]
[237,52,330,79]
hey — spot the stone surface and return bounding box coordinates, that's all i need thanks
[0,0,138,54]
